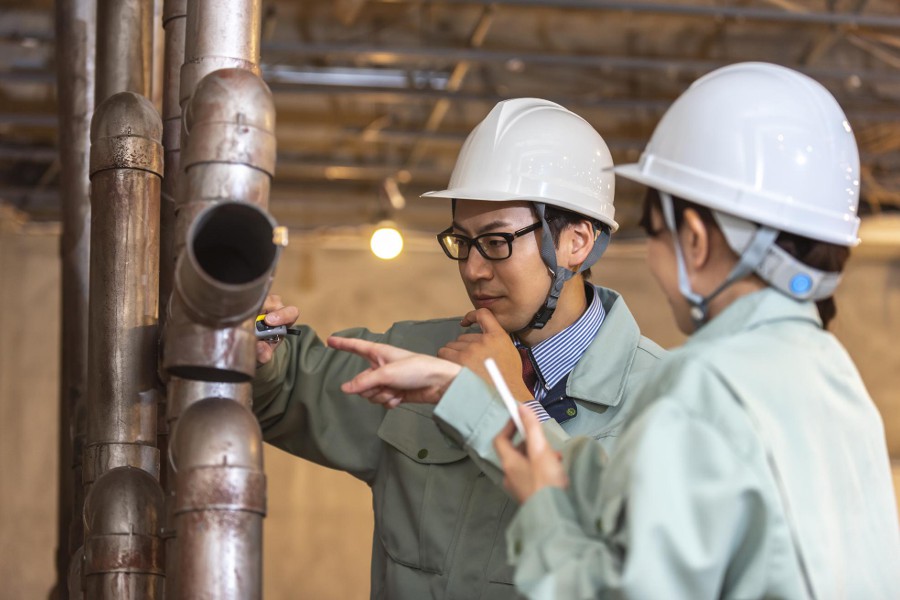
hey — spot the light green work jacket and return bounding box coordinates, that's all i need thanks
[489,288,900,599]
[252,287,665,599]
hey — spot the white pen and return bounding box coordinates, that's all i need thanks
[484,358,527,439]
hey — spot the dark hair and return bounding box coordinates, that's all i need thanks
[641,188,850,329]
[450,199,607,280]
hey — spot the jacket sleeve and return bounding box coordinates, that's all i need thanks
[505,398,767,600]
[433,368,574,487]
[252,325,389,485]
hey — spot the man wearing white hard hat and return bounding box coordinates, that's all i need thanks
[253,99,664,598]
[333,64,900,598]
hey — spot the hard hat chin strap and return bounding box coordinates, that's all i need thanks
[525,202,611,330]
[660,192,778,329]
[713,211,843,303]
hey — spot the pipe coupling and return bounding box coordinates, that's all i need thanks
[175,466,266,515]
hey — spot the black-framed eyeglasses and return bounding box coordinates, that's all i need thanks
[437,222,542,261]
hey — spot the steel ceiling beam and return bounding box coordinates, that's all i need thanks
[260,41,900,83]
[375,0,900,29]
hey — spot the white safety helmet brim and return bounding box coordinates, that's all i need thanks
[615,160,859,247]
[421,188,619,233]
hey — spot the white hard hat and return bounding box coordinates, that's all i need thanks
[423,98,618,232]
[616,62,860,246]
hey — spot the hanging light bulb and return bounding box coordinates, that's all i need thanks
[370,222,404,260]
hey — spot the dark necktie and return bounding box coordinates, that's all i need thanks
[517,346,538,394]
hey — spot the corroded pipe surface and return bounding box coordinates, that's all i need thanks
[83,467,165,599]
[96,0,153,103]
[85,92,163,480]
[172,398,265,600]
[56,0,96,594]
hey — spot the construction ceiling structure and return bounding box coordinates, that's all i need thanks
[2,0,900,237]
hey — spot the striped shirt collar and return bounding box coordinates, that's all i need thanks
[516,284,606,395]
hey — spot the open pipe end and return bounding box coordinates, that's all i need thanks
[175,201,283,326]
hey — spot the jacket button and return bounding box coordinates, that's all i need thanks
[566,407,577,417]
[417,448,428,459]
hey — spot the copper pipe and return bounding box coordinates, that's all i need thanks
[95,0,153,102]
[83,91,165,599]
[55,0,96,597]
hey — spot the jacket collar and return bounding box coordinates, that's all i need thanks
[566,286,643,408]
[688,287,821,347]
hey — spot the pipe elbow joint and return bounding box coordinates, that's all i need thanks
[172,397,263,471]
[183,68,276,176]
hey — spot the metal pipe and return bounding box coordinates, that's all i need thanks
[159,2,187,596]
[164,68,280,382]
[179,0,261,108]
[95,0,153,102]
[160,0,187,341]
[83,467,165,598]
[171,398,265,600]
[54,0,96,597]
[165,201,283,381]
[83,91,165,599]
[164,7,279,590]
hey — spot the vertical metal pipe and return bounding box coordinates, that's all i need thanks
[171,398,265,600]
[96,0,153,102]
[163,3,277,596]
[165,69,281,599]
[84,91,164,599]
[159,1,187,595]
[160,0,187,343]
[55,1,96,597]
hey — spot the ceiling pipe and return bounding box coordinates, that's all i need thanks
[374,0,900,29]
[259,41,900,83]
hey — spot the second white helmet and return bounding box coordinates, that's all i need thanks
[616,62,860,246]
